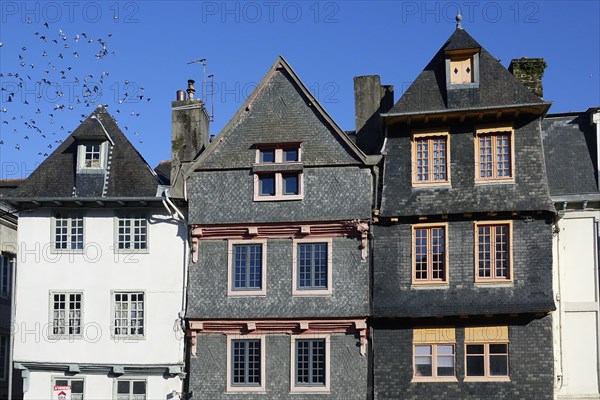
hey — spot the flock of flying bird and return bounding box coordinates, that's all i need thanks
[0,20,151,159]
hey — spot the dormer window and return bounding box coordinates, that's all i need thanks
[253,143,303,201]
[450,56,473,84]
[77,141,108,172]
[445,50,480,89]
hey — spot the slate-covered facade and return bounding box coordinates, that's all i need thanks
[370,24,556,399]
[5,106,187,400]
[184,57,376,399]
[542,108,600,399]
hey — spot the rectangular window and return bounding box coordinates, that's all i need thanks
[116,379,146,400]
[0,335,8,382]
[475,222,512,282]
[464,326,510,381]
[258,174,276,196]
[476,127,514,182]
[0,253,14,299]
[54,212,84,251]
[233,244,262,291]
[84,144,101,168]
[254,144,303,201]
[55,378,84,400]
[228,240,266,296]
[412,224,448,285]
[232,340,261,386]
[115,213,147,252]
[412,133,450,186]
[227,336,265,392]
[291,336,330,393]
[412,328,457,382]
[50,292,82,338]
[113,292,144,338]
[293,239,332,296]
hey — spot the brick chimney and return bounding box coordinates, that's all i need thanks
[170,79,210,198]
[354,75,394,155]
[508,57,547,98]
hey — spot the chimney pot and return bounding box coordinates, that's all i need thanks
[187,79,196,100]
[176,90,186,101]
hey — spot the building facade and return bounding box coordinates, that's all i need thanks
[370,24,556,399]
[6,106,187,400]
[183,57,376,399]
[543,108,600,399]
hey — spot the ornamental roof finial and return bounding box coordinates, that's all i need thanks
[456,11,463,30]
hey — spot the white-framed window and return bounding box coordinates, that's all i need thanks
[114,378,146,400]
[0,253,15,299]
[53,377,85,400]
[112,291,145,339]
[77,141,108,171]
[291,334,330,393]
[49,291,83,338]
[226,335,266,393]
[227,240,267,297]
[53,212,84,252]
[114,212,148,253]
[0,334,8,382]
[292,238,333,296]
[253,144,303,201]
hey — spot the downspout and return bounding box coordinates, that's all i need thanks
[554,216,565,393]
[594,216,600,393]
[7,255,16,400]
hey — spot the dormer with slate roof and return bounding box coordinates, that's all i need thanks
[7,105,162,208]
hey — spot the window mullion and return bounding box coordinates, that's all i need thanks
[244,341,250,383]
[427,228,433,280]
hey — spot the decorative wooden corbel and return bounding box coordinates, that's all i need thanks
[191,237,199,263]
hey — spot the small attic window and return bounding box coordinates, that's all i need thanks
[445,50,479,89]
[77,141,108,172]
[450,56,474,84]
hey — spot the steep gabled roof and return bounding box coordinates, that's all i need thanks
[185,56,376,175]
[10,106,160,199]
[386,28,548,116]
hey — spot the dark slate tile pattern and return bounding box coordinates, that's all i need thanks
[542,113,599,196]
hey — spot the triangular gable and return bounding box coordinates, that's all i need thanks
[11,106,160,198]
[185,56,372,176]
[387,28,547,116]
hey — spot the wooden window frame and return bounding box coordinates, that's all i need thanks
[226,335,266,393]
[474,221,513,283]
[475,126,515,183]
[290,334,330,393]
[227,239,267,297]
[412,131,451,187]
[464,343,510,382]
[114,211,149,254]
[412,223,449,286]
[412,328,457,382]
[0,253,14,299]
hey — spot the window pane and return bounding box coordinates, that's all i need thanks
[466,355,485,376]
[284,149,298,162]
[489,344,507,354]
[259,175,275,196]
[490,354,508,376]
[71,380,84,393]
[132,381,146,394]
[260,149,275,163]
[117,381,130,394]
[283,173,299,195]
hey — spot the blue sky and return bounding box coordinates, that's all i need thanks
[1,0,599,180]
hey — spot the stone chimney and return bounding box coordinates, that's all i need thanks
[170,79,210,198]
[354,75,394,155]
[508,57,547,98]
